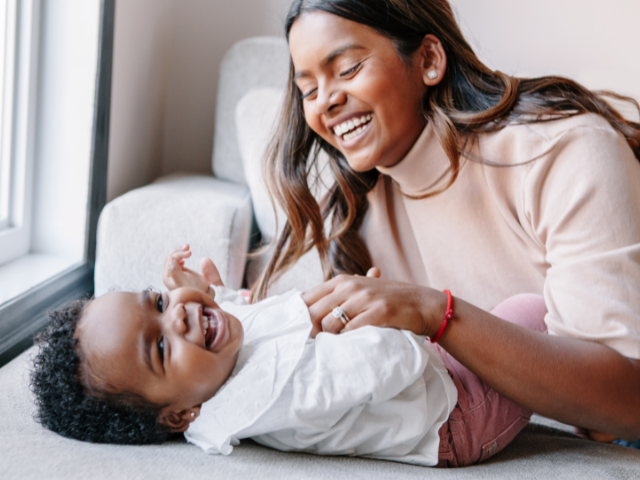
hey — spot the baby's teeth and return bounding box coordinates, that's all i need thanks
[209,318,216,337]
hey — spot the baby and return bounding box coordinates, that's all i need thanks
[31,246,547,467]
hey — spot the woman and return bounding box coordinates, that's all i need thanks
[252,0,640,444]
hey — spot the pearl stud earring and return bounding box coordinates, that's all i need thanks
[191,412,195,417]
[428,70,438,80]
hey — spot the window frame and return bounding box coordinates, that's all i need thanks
[0,0,38,265]
[0,0,114,367]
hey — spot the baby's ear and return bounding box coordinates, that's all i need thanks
[158,406,201,432]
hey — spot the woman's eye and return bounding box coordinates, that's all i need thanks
[340,63,361,77]
[301,88,317,100]
[156,293,164,312]
[158,337,165,363]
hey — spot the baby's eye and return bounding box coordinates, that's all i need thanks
[156,293,164,312]
[158,337,165,363]
[340,63,361,78]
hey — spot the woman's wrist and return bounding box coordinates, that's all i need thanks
[420,287,450,338]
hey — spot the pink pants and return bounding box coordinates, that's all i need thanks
[436,294,548,468]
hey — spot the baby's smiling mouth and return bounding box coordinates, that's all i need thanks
[202,307,225,350]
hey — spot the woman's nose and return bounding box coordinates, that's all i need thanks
[316,89,346,115]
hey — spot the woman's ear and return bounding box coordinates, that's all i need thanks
[416,34,447,87]
[158,405,201,433]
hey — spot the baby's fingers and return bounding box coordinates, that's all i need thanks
[163,255,186,284]
[168,243,190,255]
[170,249,192,262]
[201,258,223,287]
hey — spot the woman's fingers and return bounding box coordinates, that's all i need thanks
[302,275,344,307]
[307,276,377,335]
[317,301,387,336]
[305,272,439,338]
[341,309,386,334]
[320,300,359,334]
[366,267,381,278]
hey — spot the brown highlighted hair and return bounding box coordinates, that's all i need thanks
[251,0,640,300]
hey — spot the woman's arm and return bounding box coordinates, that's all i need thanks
[303,275,640,440]
[440,294,640,441]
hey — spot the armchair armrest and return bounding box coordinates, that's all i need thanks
[95,174,252,296]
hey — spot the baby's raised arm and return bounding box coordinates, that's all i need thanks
[163,244,224,298]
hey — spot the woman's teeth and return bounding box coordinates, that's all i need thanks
[333,114,373,141]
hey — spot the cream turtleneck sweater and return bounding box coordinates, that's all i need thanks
[361,113,640,359]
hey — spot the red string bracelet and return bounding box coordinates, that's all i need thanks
[430,290,453,343]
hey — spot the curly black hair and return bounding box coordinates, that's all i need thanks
[30,299,173,444]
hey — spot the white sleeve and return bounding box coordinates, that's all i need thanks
[290,327,428,420]
[211,285,248,306]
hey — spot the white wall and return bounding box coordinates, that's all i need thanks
[106,0,172,202]
[160,0,291,177]
[450,0,640,119]
[107,0,640,201]
[107,0,290,201]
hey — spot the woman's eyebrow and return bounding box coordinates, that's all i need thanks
[294,44,366,81]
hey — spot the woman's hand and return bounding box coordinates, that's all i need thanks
[302,267,447,338]
[163,244,223,297]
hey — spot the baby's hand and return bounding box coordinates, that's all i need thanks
[163,245,224,298]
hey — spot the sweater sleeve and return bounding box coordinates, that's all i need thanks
[525,119,640,358]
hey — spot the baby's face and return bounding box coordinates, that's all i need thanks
[78,287,243,428]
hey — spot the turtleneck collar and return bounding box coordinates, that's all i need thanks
[376,122,454,197]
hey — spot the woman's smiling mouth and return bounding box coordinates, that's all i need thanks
[333,114,373,142]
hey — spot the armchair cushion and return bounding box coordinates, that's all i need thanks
[95,174,252,296]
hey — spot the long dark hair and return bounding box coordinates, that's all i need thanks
[252,0,640,300]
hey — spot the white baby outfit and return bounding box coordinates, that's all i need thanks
[185,287,457,466]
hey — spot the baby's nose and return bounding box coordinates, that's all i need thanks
[168,303,189,334]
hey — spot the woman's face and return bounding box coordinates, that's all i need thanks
[289,11,429,172]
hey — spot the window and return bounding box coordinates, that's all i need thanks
[0,0,36,266]
[0,0,15,232]
[0,0,114,367]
